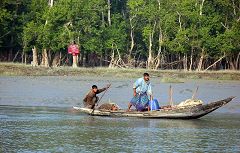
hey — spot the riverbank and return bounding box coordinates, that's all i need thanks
[0,62,240,81]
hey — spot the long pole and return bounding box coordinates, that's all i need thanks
[97,84,111,105]
[169,85,173,106]
[192,86,199,100]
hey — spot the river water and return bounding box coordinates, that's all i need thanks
[0,76,240,152]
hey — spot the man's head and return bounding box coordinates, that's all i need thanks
[92,85,98,93]
[143,73,150,81]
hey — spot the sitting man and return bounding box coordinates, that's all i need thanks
[83,84,110,109]
[128,73,153,111]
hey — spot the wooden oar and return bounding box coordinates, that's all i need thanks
[91,84,111,115]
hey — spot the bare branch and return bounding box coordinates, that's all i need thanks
[0,31,11,38]
[221,22,228,29]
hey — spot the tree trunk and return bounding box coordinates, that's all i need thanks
[77,54,81,66]
[59,51,62,66]
[155,0,162,70]
[8,50,13,62]
[100,10,105,67]
[72,55,78,68]
[48,50,52,66]
[178,54,181,69]
[41,0,53,67]
[229,56,236,70]
[32,46,38,66]
[109,44,115,68]
[155,53,161,70]
[107,0,111,26]
[189,47,193,71]
[83,52,87,67]
[8,37,13,61]
[24,53,27,64]
[104,50,108,66]
[147,21,156,69]
[199,0,205,16]
[155,27,163,70]
[100,54,103,67]
[41,49,49,67]
[21,52,24,64]
[197,48,204,71]
[8,26,14,61]
[109,50,115,68]
[101,11,105,27]
[49,0,53,7]
[177,11,182,31]
[52,52,60,67]
[128,16,135,60]
[79,51,82,66]
[147,34,153,69]
[236,52,240,70]
[107,0,113,67]
[183,53,188,71]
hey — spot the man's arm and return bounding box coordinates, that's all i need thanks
[97,84,111,94]
[97,87,107,93]
[133,88,137,97]
[133,78,142,96]
[133,78,141,89]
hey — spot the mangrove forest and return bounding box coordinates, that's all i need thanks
[0,0,240,70]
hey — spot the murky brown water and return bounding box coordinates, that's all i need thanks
[0,76,240,152]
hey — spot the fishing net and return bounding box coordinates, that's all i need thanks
[177,99,203,108]
[98,103,120,111]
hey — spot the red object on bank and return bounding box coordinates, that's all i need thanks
[68,44,79,56]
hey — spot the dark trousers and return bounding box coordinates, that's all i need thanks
[83,96,99,109]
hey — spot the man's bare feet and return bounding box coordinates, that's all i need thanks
[127,103,132,111]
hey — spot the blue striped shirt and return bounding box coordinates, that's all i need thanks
[133,77,152,95]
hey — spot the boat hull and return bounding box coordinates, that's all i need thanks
[73,97,234,119]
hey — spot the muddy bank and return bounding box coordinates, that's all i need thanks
[0,62,240,80]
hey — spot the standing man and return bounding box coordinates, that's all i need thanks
[83,84,110,109]
[128,73,153,111]
[68,41,79,68]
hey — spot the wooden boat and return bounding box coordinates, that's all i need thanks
[73,97,235,119]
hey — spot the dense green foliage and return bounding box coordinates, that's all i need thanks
[0,0,239,70]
